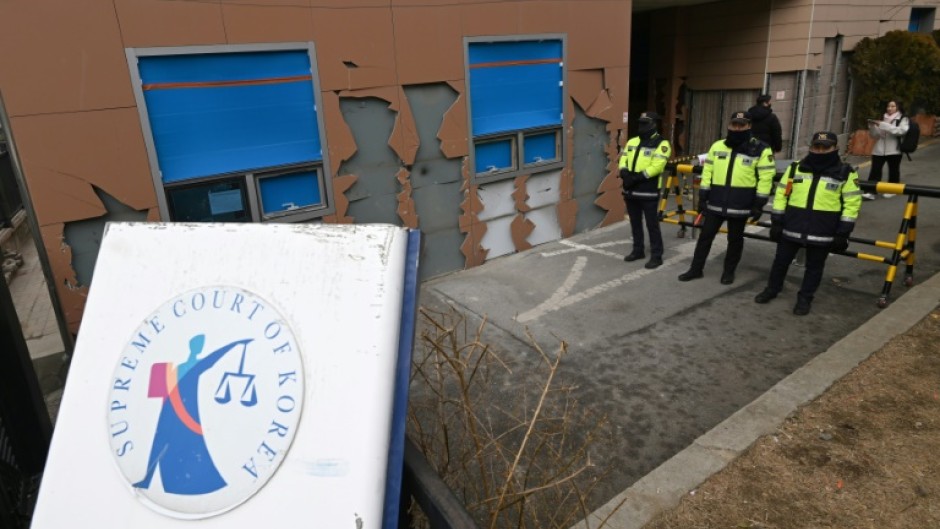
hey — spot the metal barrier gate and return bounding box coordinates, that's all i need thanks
[656,163,935,308]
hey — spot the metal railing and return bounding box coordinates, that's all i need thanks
[657,163,935,307]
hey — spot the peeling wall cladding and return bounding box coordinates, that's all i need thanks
[62,189,149,287]
[402,84,465,279]
[571,106,609,233]
[339,97,402,225]
[0,0,632,333]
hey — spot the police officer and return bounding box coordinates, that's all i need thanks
[678,111,775,284]
[620,111,672,269]
[754,131,862,315]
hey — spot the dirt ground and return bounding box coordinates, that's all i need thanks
[643,307,940,529]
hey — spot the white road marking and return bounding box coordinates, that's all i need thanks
[540,238,632,258]
[517,237,730,323]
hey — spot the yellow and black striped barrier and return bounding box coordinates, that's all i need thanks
[654,163,933,308]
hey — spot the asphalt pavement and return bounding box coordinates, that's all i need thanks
[418,141,940,528]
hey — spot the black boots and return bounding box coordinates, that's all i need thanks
[623,251,645,262]
[645,257,663,269]
[793,297,812,316]
[720,270,735,285]
[754,289,777,304]
[677,269,703,281]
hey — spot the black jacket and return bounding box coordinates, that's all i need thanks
[747,105,782,152]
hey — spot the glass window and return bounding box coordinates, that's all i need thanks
[474,137,516,175]
[258,169,324,218]
[129,44,333,222]
[523,130,560,166]
[166,178,250,222]
[466,37,565,182]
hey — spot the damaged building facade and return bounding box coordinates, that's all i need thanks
[0,0,937,335]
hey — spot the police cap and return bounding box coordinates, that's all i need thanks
[729,111,750,124]
[638,111,661,122]
[811,131,838,148]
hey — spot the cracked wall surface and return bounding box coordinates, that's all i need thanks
[0,0,632,332]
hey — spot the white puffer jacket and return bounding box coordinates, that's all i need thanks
[868,116,909,156]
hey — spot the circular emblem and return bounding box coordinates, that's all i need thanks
[107,286,304,519]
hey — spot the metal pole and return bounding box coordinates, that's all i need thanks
[0,92,74,358]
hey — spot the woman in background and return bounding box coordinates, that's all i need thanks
[864,99,909,200]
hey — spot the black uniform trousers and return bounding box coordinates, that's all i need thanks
[868,154,902,185]
[625,198,663,258]
[689,212,746,273]
[766,239,830,302]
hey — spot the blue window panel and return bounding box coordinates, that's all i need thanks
[138,51,311,84]
[468,40,563,137]
[523,131,558,165]
[139,51,321,184]
[258,170,323,216]
[474,139,514,175]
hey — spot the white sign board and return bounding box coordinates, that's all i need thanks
[32,223,417,528]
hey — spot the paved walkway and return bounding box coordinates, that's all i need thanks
[422,143,940,527]
[5,233,66,421]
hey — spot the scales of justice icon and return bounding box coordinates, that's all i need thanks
[213,340,257,407]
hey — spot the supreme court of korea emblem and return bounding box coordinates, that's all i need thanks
[107,286,304,519]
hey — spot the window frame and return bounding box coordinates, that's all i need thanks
[464,35,567,185]
[126,42,334,223]
[909,7,936,33]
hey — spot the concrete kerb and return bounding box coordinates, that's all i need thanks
[571,269,940,529]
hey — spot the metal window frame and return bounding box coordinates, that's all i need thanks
[253,162,329,221]
[125,42,335,222]
[464,34,568,185]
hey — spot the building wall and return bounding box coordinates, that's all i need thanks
[0,0,633,334]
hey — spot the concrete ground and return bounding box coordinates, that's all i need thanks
[6,232,67,422]
[420,141,940,527]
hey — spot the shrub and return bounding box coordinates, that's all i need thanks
[849,30,940,127]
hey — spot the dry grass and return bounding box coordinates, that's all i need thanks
[407,306,611,529]
[644,308,940,529]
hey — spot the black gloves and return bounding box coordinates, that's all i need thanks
[698,189,710,213]
[620,169,639,192]
[750,197,768,222]
[621,170,644,191]
[769,219,783,242]
[830,234,849,253]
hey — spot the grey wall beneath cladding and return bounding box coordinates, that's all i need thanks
[63,187,149,287]
[404,84,463,187]
[571,104,609,234]
[339,97,402,224]
[403,84,465,280]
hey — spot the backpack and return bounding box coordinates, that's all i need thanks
[899,118,920,158]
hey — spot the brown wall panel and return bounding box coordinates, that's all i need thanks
[439,81,469,159]
[315,0,389,6]
[320,91,358,176]
[312,7,399,91]
[11,109,156,226]
[115,0,226,48]
[604,67,630,133]
[222,5,314,44]
[460,3,523,36]
[558,0,632,70]
[39,224,86,334]
[222,0,309,7]
[0,1,134,116]
[393,6,464,85]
